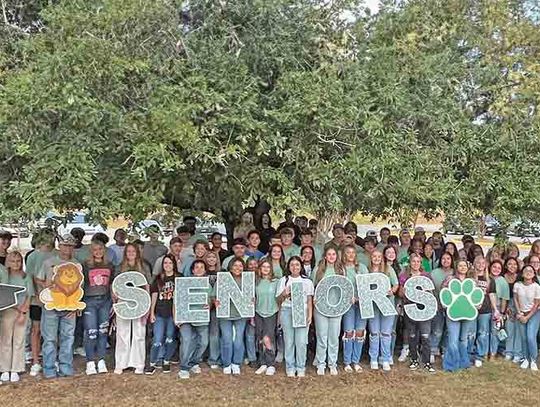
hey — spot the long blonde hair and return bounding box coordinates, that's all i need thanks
[87,242,107,267]
[368,250,391,275]
[119,243,145,273]
[315,247,345,284]
[341,244,360,273]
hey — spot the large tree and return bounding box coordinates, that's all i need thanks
[1,0,539,237]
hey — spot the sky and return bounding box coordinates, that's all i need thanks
[365,0,380,13]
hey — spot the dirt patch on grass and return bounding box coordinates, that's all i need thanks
[0,360,537,407]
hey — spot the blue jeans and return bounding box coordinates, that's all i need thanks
[314,310,342,369]
[430,310,446,355]
[520,311,540,362]
[219,319,247,367]
[208,309,221,366]
[245,321,257,362]
[368,309,395,363]
[443,318,475,371]
[280,307,308,374]
[475,313,491,361]
[41,309,76,378]
[505,300,523,359]
[179,324,209,371]
[150,315,176,364]
[83,295,112,362]
[342,304,367,365]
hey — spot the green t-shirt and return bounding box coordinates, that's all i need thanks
[74,245,90,264]
[357,251,370,267]
[283,244,300,261]
[255,279,279,318]
[494,275,510,301]
[422,258,433,273]
[26,249,56,305]
[7,273,34,307]
[431,268,453,293]
[272,263,284,279]
[0,264,7,284]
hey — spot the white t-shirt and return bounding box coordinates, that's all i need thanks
[514,282,540,313]
[276,275,314,311]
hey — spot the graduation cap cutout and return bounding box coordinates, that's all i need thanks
[0,284,26,311]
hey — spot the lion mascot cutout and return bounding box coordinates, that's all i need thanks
[40,262,86,311]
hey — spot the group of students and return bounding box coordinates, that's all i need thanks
[0,211,540,384]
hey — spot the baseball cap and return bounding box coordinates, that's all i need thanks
[366,230,377,237]
[332,224,344,231]
[414,226,425,233]
[59,234,76,246]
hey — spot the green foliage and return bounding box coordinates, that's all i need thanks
[0,0,539,230]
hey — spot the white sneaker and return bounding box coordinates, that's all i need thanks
[474,359,483,368]
[329,366,338,376]
[504,354,513,361]
[317,366,325,376]
[265,366,276,376]
[29,364,41,377]
[513,356,522,364]
[382,362,391,371]
[10,373,19,383]
[178,370,190,379]
[296,370,305,377]
[521,360,530,369]
[134,368,144,375]
[354,364,362,372]
[255,365,267,375]
[344,364,353,373]
[0,372,9,382]
[398,347,409,362]
[190,364,202,374]
[86,361,97,376]
[223,366,232,375]
[531,361,538,371]
[231,364,241,375]
[97,359,108,374]
[370,361,379,370]
[74,347,86,357]
[209,364,220,370]
[114,368,123,375]
[286,370,295,377]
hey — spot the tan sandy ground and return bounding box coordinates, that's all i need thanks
[0,359,537,407]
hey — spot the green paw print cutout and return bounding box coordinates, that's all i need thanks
[439,278,484,321]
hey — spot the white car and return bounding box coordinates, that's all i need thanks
[55,212,105,236]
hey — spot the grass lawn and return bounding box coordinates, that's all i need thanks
[0,359,537,406]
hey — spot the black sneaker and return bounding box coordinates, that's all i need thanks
[409,360,420,371]
[162,363,171,373]
[424,363,435,373]
[144,365,156,375]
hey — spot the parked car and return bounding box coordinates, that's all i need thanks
[509,219,540,238]
[41,212,106,236]
[443,217,476,235]
[131,219,165,237]
[483,216,501,236]
[0,222,30,238]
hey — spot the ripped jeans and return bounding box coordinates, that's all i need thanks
[405,316,432,364]
[150,315,176,365]
[342,304,367,365]
[83,295,112,362]
[368,309,395,364]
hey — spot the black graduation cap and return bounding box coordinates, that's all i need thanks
[0,284,26,311]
